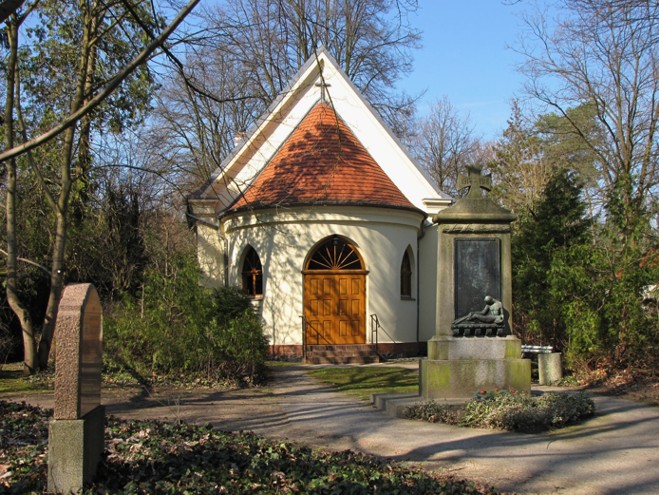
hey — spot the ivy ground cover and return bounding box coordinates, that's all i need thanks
[0,400,497,494]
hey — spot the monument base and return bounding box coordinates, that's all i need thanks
[48,405,105,494]
[420,336,531,399]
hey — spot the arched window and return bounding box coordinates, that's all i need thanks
[242,246,263,298]
[306,235,363,271]
[400,249,413,298]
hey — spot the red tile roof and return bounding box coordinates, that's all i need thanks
[227,103,416,212]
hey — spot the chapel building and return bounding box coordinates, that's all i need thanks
[188,49,451,360]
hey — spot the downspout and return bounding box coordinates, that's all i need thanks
[416,217,427,351]
[219,219,229,287]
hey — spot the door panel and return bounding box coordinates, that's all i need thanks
[304,273,365,344]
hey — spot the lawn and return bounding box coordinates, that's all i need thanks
[307,365,419,401]
[0,363,52,395]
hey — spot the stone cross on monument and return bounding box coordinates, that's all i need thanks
[456,165,492,199]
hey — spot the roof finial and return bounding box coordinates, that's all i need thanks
[315,79,331,102]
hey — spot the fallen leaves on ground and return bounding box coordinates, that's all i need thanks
[0,400,498,494]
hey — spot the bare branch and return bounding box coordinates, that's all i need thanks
[0,0,25,23]
[0,248,50,274]
[0,0,201,163]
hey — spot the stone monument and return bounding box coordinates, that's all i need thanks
[420,166,531,399]
[48,283,105,494]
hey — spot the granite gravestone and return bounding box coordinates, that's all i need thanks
[48,284,105,495]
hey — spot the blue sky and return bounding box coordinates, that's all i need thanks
[398,1,536,140]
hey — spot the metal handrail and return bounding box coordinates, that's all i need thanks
[370,314,380,356]
[300,316,307,361]
[300,315,332,360]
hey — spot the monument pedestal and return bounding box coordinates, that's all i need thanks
[420,336,530,399]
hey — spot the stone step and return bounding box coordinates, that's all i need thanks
[305,349,377,357]
[305,344,375,353]
[304,344,380,364]
[305,354,381,365]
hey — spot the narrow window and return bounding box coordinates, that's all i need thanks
[401,250,412,298]
[242,246,263,298]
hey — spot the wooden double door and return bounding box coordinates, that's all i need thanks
[304,272,366,345]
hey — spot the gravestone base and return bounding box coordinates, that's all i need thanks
[48,405,105,494]
[420,336,530,399]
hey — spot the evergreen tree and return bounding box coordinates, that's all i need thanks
[513,168,592,348]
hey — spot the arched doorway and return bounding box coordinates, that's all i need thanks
[303,235,367,345]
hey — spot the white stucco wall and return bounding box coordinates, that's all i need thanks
[220,206,430,346]
[195,223,225,288]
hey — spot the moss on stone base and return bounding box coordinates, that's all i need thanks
[420,357,531,399]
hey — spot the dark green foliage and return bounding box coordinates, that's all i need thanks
[0,325,15,366]
[513,169,592,348]
[105,254,268,385]
[213,285,254,325]
[513,166,659,373]
[462,390,595,433]
[206,302,269,385]
[598,249,659,369]
[405,390,596,434]
[65,183,148,300]
[535,103,601,184]
[0,273,31,363]
[0,401,497,494]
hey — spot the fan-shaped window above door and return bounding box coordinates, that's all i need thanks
[306,235,363,271]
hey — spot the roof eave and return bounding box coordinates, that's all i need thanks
[219,201,426,220]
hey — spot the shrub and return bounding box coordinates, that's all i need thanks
[105,254,268,386]
[405,389,595,433]
[0,325,15,366]
[403,400,465,424]
[205,305,269,384]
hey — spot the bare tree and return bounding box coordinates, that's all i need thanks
[519,0,659,248]
[490,100,552,217]
[3,5,38,372]
[412,97,481,197]
[148,0,422,194]
[205,0,420,112]
[148,48,263,194]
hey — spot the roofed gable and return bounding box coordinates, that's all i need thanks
[190,48,450,216]
[228,103,416,212]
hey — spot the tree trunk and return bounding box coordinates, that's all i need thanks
[36,2,97,369]
[3,14,38,373]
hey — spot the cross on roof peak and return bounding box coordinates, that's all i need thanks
[456,166,492,199]
[315,79,331,102]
